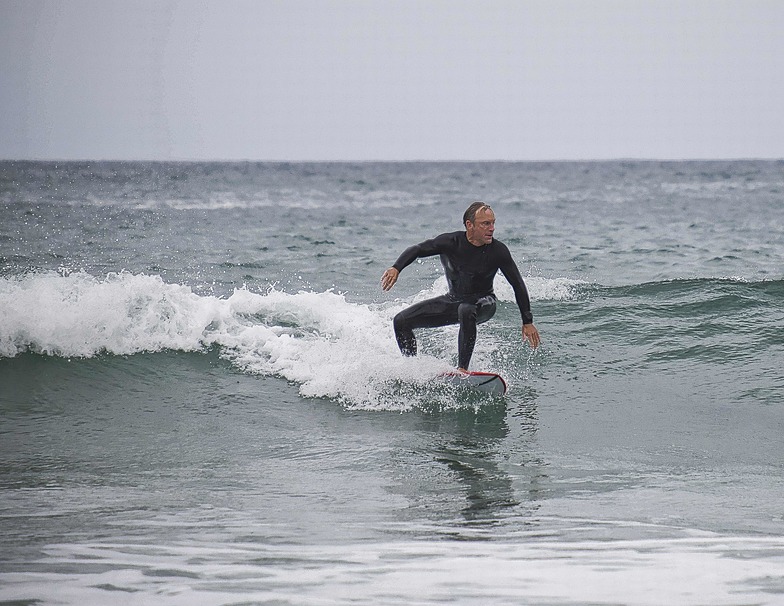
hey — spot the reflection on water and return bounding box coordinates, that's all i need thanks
[387,388,546,530]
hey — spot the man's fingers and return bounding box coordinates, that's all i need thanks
[381,268,398,291]
[523,325,540,348]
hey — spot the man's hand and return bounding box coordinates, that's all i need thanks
[381,267,399,291]
[522,323,540,348]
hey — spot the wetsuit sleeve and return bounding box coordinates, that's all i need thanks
[498,245,534,324]
[391,233,453,272]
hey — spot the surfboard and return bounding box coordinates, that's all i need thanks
[439,370,507,395]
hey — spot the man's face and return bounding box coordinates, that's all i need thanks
[467,207,495,245]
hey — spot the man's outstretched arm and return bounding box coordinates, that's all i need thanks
[381,233,452,292]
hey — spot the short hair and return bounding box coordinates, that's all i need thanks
[463,202,492,226]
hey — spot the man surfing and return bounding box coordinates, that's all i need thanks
[381,202,540,371]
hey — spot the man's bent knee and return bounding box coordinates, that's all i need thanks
[457,303,478,324]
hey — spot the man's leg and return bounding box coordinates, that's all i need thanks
[393,295,458,357]
[456,296,497,370]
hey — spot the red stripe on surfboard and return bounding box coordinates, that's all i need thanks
[440,370,507,393]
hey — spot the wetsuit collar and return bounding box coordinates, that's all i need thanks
[465,231,488,248]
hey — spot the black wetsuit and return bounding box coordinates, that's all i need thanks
[391,231,534,369]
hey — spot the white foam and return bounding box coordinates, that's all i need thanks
[219,286,448,408]
[495,274,586,302]
[0,271,222,358]
[0,271,449,409]
[3,534,783,605]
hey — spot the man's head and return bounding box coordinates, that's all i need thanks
[463,202,495,246]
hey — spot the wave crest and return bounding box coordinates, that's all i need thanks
[0,272,456,409]
[0,271,220,358]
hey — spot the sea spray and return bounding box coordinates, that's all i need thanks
[0,271,222,358]
[0,272,446,408]
[221,286,450,408]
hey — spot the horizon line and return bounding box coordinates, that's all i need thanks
[2,156,783,164]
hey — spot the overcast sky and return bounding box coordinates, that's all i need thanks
[1,0,783,161]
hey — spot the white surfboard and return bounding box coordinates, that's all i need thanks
[439,370,507,395]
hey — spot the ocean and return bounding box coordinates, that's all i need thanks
[1,160,783,605]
